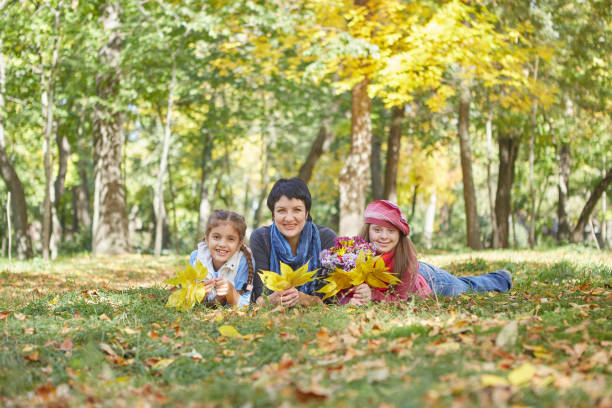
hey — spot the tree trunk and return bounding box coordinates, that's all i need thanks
[74,158,91,232]
[571,167,612,243]
[0,38,33,259]
[196,133,213,242]
[485,102,499,247]
[41,4,61,260]
[457,82,481,249]
[92,2,129,255]
[423,192,436,249]
[383,105,403,202]
[339,78,372,236]
[154,61,175,257]
[54,133,70,219]
[298,119,332,184]
[409,184,418,223]
[602,156,607,247]
[494,135,520,248]
[557,142,571,241]
[370,131,383,200]
[528,57,539,248]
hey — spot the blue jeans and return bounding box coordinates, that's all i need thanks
[417,262,512,296]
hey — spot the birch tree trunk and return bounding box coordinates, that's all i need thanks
[41,3,61,260]
[196,132,213,242]
[557,142,571,241]
[339,78,372,236]
[92,2,129,255]
[383,105,403,202]
[0,37,33,259]
[424,193,437,249]
[485,102,499,248]
[528,57,539,248]
[457,82,481,249]
[154,61,175,257]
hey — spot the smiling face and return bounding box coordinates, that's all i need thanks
[205,222,242,270]
[273,195,308,247]
[368,224,400,253]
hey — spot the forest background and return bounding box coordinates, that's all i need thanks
[0,0,610,260]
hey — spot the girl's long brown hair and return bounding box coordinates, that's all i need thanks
[204,210,254,292]
[359,223,419,293]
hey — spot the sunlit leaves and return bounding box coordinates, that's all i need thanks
[316,267,354,300]
[163,261,208,311]
[318,251,400,299]
[259,261,318,292]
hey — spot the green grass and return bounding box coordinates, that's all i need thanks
[0,250,610,407]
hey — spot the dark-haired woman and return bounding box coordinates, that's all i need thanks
[250,178,336,307]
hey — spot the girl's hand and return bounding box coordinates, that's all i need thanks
[348,283,371,306]
[268,288,300,308]
[213,278,234,297]
[203,279,216,294]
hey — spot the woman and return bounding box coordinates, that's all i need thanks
[347,200,512,305]
[250,178,336,307]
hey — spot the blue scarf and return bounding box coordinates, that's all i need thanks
[269,221,322,295]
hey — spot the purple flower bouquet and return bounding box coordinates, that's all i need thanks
[319,236,377,277]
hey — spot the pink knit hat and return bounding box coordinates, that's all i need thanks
[364,200,411,236]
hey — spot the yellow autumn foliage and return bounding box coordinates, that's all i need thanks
[259,261,318,292]
[163,261,209,311]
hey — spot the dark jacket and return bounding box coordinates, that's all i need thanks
[249,224,337,302]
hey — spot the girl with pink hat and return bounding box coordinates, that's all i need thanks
[346,200,512,305]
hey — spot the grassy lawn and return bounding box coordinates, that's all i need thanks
[0,248,610,407]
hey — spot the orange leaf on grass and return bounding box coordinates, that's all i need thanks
[24,350,40,361]
[60,338,73,351]
[0,312,10,320]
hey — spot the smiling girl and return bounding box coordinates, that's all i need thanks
[189,210,255,307]
[346,200,512,305]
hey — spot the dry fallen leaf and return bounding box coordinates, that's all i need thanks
[24,350,40,362]
[496,320,518,348]
[481,374,510,387]
[60,338,73,351]
[508,363,536,386]
[14,313,27,320]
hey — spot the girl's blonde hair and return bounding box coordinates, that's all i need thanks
[204,210,254,292]
[359,223,419,293]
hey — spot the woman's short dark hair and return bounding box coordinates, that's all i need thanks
[266,178,312,220]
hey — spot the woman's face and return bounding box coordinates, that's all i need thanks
[368,224,400,253]
[273,195,308,241]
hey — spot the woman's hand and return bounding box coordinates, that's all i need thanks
[268,288,300,307]
[348,283,371,306]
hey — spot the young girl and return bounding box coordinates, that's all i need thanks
[189,210,255,307]
[346,200,512,305]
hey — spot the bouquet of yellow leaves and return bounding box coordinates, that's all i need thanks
[259,261,318,292]
[317,251,401,300]
[163,260,209,311]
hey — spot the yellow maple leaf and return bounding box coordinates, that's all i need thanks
[163,261,209,311]
[317,267,355,300]
[508,363,536,386]
[259,261,318,292]
[348,252,401,289]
